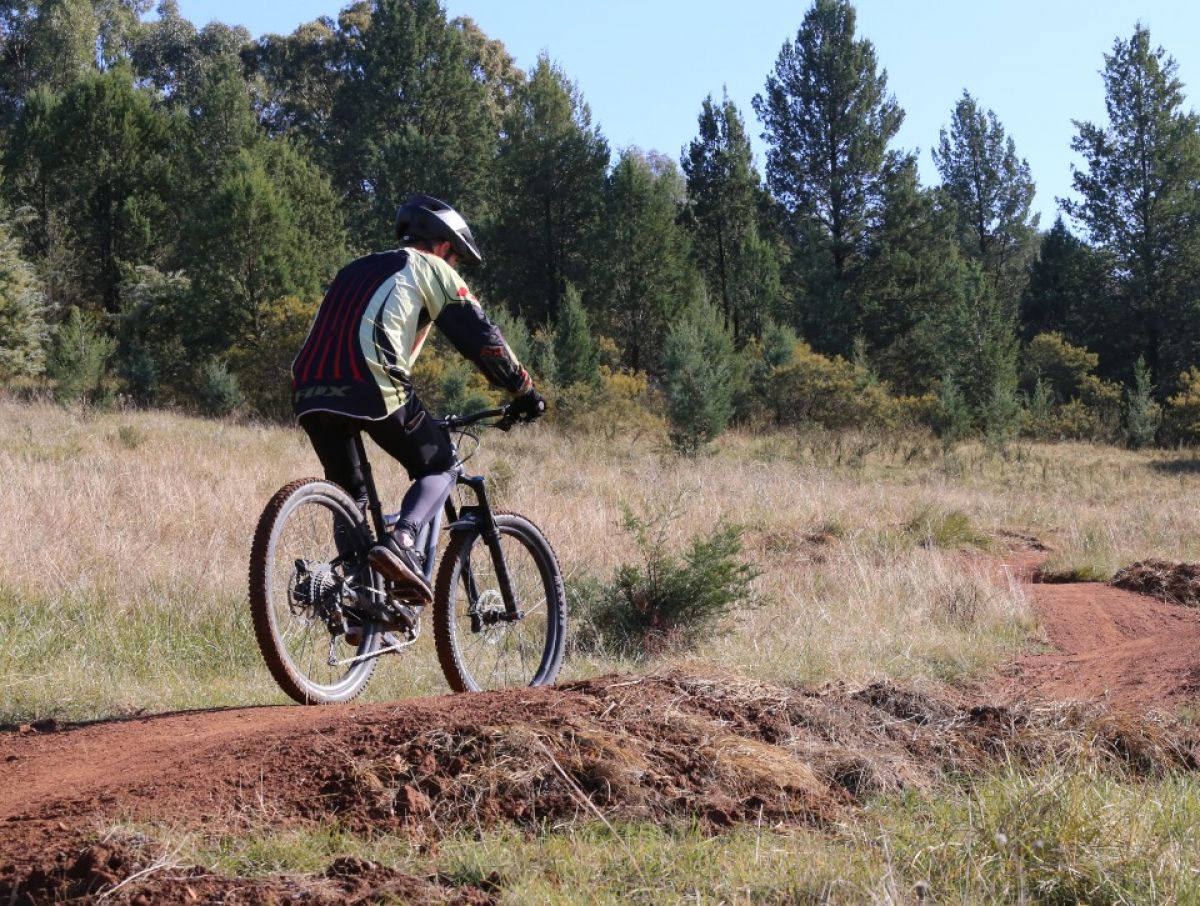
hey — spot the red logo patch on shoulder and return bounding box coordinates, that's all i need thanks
[457,286,469,298]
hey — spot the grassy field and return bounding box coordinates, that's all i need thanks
[136,762,1200,904]
[5,397,1200,902]
[4,396,1200,723]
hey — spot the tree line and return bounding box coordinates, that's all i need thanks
[1,0,1199,449]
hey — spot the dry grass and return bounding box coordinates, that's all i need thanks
[3,397,1200,721]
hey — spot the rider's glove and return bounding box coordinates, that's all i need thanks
[508,387,547,423]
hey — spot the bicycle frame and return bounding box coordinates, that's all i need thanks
[346,413,525,622]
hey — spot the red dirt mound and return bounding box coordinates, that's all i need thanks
[4,839,492,905]
[3,670,1196,903]
[1112,559,1200,607]
[998,565,1200,712]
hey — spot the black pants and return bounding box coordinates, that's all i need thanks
[299,394,457,540]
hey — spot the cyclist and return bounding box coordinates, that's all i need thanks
[291,194,546,605]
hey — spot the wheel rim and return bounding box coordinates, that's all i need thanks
[268,493,373,696]
[450,528,553,690]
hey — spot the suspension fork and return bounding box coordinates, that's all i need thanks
[458,475,523,620]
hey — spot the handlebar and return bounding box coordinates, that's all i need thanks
[438,405,511,431]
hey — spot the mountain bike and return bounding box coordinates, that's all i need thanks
[248,404,567,704]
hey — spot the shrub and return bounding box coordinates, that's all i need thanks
[583,505,759,658]
[1021,332,1099,401]
[116,265,193,405]
[47,307,115,404]
[905,506,990,550]
[551,366,665,442]
[227,295,318,420]
[410,330,497,416]
[1125,357,1161,449]
[931,373,973,444]
[1019,332,1122,442]
[663,300,737,454]
[767,340,891,430]
[198,357,244,417]
[982,378,1022,450]
[1164,366,1200,444]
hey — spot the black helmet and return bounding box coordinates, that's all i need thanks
[394,194,483,266]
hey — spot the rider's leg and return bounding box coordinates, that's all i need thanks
[364,392,457,544]
[363,392,456,602]
[298,412,370,562]
[298,412,368,509]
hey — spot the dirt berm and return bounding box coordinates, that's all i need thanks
[3,666,1198,904]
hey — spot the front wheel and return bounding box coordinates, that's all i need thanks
[249,478,382,704]
[433,512,566,692]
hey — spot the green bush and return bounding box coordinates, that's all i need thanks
[198,357,244,417]
[227,294,318,420]
[550,366,665,442]
[116,265,192,405]
[931,373,973,445]
[766,340,892,430]
[1165,366,1200,444]
[581,505,759,658]
[664,301,737,454]
[1124,356,1161,449]
[1019,332,1122,442]
[47,307,115,404]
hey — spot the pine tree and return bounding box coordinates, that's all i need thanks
[553,284,599,388]
[857,158,970,395]
[3,66,178,314]
[664,300,737,454]
[0,213,48,381]
[329,0,497,247]
[188,140,345,355]
[597,149,697,372]
[682,92,773,343]
[913,262,1019,420]
[1063,24,1200,392]
[753,0,904,355]
[46,306,115,402]
[932,90,1037,307]
[487,55,609,324]
[1125,356,1162,448]
[1020,217,1115,353]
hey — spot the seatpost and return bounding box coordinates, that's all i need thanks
[351,433,388,541]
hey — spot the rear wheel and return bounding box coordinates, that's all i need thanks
[249,478,382,704]
[433,512,566,692]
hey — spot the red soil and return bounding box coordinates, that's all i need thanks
[998,571,1200,712]
[4,552,1200,902]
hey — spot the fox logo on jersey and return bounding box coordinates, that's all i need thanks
[294,385,352,402]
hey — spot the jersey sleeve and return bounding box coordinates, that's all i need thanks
[413,252,533,396]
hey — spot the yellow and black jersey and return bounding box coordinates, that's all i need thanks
[292,248,531,420]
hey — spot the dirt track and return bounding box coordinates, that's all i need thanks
[1001,575,1200,711]
[4,559,1200,902]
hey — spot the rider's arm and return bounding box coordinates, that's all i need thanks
[435,303,533,395]
[412,252,533,396]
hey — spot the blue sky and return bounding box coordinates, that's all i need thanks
[174,0,1200,228]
